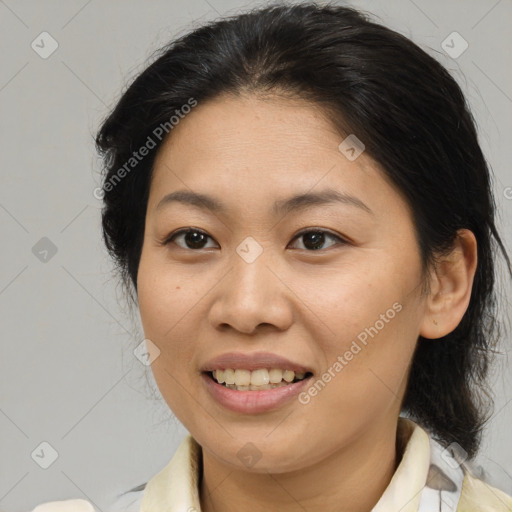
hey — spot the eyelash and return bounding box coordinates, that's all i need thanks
[161,227,349,252]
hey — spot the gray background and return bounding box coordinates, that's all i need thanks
[1,0,511,510]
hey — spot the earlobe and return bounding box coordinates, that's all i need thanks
[419,229,478,340]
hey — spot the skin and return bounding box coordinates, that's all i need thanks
[136,92,477,512]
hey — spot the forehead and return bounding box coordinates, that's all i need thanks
[148,93,407,220]
[153,92,345,167]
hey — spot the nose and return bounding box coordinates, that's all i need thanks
[208,251,293,335]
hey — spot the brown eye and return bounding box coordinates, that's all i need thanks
[290,229,347,251]
[166,228,218,250]
[163,227,347,252]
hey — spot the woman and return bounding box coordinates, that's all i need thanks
[34,2,512,511]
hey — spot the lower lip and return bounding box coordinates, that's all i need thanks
[201,372,313,414]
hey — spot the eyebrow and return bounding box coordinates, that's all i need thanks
[155,188,374,217]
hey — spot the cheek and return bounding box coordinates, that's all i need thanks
[137,256,189,338]
[139,280,199,421]
[303,269,419,413]
[302,323,415,440]
[298,266,399,347]
[137,264,197,389]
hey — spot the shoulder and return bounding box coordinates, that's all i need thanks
[30,485,146,512]
[107,486,145,511]
[458,472,512,511]
[31,499,97,511]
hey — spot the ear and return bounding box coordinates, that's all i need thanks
[420,229,478,340]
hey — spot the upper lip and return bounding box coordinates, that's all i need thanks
[201,351,313,374]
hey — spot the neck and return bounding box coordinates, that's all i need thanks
[199,417,403,512]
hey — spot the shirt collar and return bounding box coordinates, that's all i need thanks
[140,417,431,512]
[371,417,431,511]
[140,431,203,511]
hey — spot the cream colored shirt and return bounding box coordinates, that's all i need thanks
[32,418,512,511]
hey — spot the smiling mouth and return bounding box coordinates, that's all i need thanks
[205,369,314,391]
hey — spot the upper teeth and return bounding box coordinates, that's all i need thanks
[213,368,306,386]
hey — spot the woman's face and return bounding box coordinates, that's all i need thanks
[137,92,429,472]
